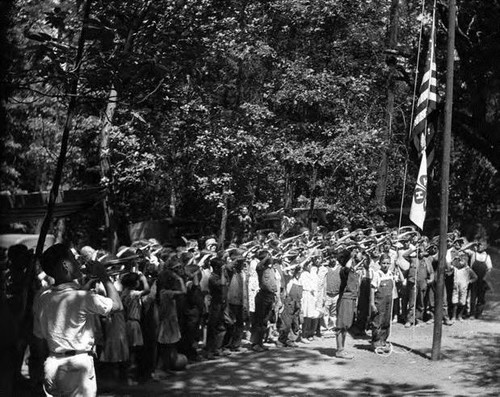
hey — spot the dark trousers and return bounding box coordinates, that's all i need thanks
[251,291,275,346]
[302,317,312,339]
[28,335,48,395]
[301,317,320,338]
[445,274,454,317]
[313,318,321,337]
[406,282,427,323]
[179,306,202,359]
[470,280,488,318]
[427,281,449,318]
[139,302,159,379]
[354,278,371,332]
[206,302,226,352]
[0,346,15,397]
[225,304,244,349]
[159,343,177,370]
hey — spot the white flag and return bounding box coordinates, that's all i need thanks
[409,151,428,230]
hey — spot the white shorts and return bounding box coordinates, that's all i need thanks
[452,282,468,306]
[44,353,96,397]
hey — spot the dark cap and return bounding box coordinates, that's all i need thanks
[41,243,73,278]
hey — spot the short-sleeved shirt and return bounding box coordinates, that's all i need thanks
[371,270,394,289]
[408,257,433,285]
[33,282,113,354]
[371,269,397,299]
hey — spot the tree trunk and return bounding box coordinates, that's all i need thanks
[218,186,229,249]
[100,85,119,253]
[170,183,176,218]
[284,163,294,210]
[308,166,317,230]
[35,0,92,259]
[374,0,400,210]
[55,218,66,243]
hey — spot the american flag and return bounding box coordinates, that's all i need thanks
[409,12,436,230]
[411,15,437,156]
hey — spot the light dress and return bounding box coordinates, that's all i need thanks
[121,289,144,346]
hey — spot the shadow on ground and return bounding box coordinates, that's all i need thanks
[98,347,446,397]
[444,332,500,390]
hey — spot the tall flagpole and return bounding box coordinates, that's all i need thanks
[432,0,456,361]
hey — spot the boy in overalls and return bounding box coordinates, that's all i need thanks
[467,241,493,319]
[370,254,395,351]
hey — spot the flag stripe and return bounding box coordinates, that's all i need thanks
[416,89,437,106]
[410,15,437,155]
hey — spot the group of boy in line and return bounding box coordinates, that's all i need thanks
[0,223,494,396]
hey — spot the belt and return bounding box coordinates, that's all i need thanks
[50,350,93,358]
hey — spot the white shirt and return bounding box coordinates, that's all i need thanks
[33,282,113,354]
[396,246,414,272]
[371,269,394,289]
[200,267,212,293]
[371,269,398,299]
[286,277,301,295]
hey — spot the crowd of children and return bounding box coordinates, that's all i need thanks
[0,224,495,389]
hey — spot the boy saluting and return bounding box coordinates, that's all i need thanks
[335,249,361,359]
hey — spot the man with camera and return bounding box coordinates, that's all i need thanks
[33,244,122,396]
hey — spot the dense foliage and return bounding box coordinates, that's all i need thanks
[2,0,499,247]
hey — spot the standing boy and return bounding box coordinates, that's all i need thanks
[335,250,360,359]
[370,254,396,351]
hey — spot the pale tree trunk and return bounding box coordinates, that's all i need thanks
[55,218,66,243]
[284,163,294,210]
[35,0,91,259]
[100,86,119,252]
[374,0,400,210]
[170,183,177,218]
[98,0,153,253]
[218,186,229,249]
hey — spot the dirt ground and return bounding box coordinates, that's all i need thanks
[96,248,500,397]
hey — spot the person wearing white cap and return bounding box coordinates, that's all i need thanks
[205,238,218,252]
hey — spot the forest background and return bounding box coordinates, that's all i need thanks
[1,0,499,251]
